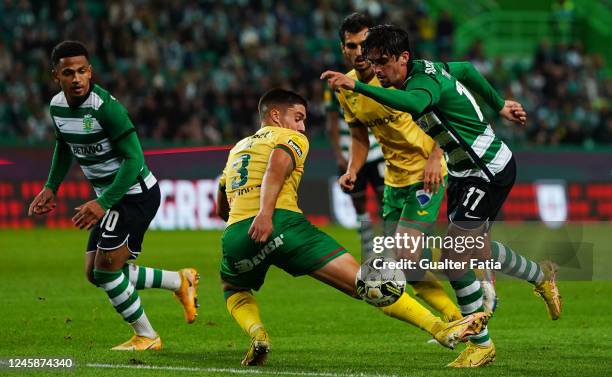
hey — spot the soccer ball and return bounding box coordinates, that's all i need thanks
[355,256,406,307]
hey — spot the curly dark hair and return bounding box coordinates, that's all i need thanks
[362,24,412,59]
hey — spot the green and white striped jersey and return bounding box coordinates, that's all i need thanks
[49,84,156,197]
[407,60,512,181]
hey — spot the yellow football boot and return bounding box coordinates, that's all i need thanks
[432,312,489,349]
[241,327,270,366]
[173,268,200,323]
[111,335,162,351]
[448,341,496,368]
[534,261,562,320]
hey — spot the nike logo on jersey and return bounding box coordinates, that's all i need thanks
[464,212,481,219]
[56,122,65,127]
[101,232,118,238]
[417,210,429,216]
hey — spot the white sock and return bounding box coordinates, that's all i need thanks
[131,312,157,339]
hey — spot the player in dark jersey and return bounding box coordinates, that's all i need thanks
[28,41,199,351]
[322,25,560,367]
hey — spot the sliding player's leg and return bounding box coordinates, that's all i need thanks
[310,252,487,351]
[287,214,486,351]
[383,180,462,321]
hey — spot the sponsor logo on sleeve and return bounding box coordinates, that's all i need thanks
[287,139,303,158]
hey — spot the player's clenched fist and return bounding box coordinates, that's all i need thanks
[338,171,357,193]
[499,100,527,126]
[320,71,355,91]
[28,187,57,216]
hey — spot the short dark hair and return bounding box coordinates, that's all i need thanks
[258,88,308,117]
[362,24,412,59]
[339,12,373,44]
[51,40,89,67]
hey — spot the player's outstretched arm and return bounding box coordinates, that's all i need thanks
[445,61,505,112]
[321,70,433,116]
[248,149,293,243]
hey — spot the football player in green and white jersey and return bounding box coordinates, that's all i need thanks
[28,41,199,351]
[322,25,561,367]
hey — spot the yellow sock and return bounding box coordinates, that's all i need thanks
[412,272,463,322]
[380,292,443,335]
[226,291,264,336]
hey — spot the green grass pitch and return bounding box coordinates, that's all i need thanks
[0,225,610,377]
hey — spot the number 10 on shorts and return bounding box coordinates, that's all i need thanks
[100,210,120,232]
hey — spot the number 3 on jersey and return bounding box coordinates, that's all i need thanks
[231,154,251,189]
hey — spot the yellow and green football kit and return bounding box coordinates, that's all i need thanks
[335,70,447,231]
[219,126,346,290]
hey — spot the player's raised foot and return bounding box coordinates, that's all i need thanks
[173,268,200,323]
[534,260,562,320]
[432,312,489,350]
[111,335,162,351]
[447,341,496,368]
[241,327,270,366]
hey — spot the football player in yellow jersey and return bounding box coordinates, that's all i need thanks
[334,13,461,322]
[216,88,488,367]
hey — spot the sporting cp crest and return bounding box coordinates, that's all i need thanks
[83,114,94,133]
[415,189,432,207]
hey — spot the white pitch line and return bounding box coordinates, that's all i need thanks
[86,363,413,377]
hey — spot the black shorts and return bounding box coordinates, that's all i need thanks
[339,158,385,197]
[447,157,516,228]
[86,183,161,259]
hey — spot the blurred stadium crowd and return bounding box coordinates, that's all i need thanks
[0,0,610,146]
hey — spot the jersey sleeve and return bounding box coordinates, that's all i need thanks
[274,131,309,169]
[96,98,136,142]
[96,131,145,209]
[404,72,442,106]
[353,79,435,117]
[45,111,72,192]
[335,90,359,125]
[444,61,505,112]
